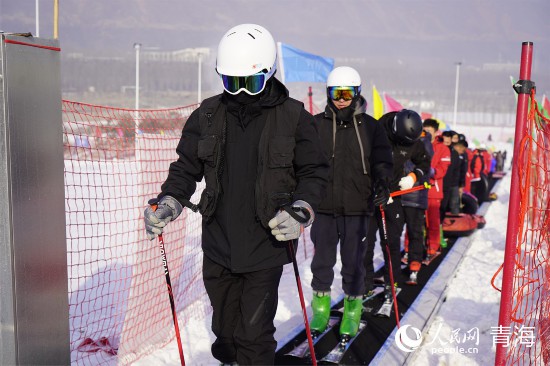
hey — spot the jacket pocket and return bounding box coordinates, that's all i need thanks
[197,136,218,167]
[268,136,294,168]
[198,187,216,220]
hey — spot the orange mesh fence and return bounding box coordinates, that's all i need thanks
[492,91,550,365]
[63,100,316,365]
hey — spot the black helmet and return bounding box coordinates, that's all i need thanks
[392,109,423,145]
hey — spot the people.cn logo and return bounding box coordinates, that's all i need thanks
[394,325,423,352]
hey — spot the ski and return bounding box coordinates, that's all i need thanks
[286,286,385,359]
[285,317,339,358]
[362,286,385,313]
[320,321,367,364]
[374,288,402,318]
[422,251,442,266]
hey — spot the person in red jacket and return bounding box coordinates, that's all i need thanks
[458,134,473,194]
[422,119,451,260]
[470,144,492,203]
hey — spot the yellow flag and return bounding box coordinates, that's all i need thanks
[372,85,384,119]
[437,119,447,131]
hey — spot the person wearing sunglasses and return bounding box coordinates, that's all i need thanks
[144,24,329,365]
[308,66,393,340]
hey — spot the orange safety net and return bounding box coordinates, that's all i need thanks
[492,91,550,365]
[63,100,317,365]
[63,100,203,365]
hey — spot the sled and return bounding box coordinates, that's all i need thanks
[491,171,506,179]
[442,213,479,237]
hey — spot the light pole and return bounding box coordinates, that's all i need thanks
[133,42,142,153]
[35,0,40,37]
[53,0,58,39]
[452,62,462,131]
[134,43,141,111]
[197,52,202,104]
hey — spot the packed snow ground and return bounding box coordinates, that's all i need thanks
[407,171,510,366]
[136,148,513,365]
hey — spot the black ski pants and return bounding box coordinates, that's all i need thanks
[441,186,460,220]
[310,214,370,296]
[203,255,283,365]
[364,199,404,290]
[403,206,425,266]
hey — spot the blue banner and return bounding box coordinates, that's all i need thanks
[278,42,334,83]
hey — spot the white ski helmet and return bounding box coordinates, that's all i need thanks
[326,66,362,89]
[216,24,277,77]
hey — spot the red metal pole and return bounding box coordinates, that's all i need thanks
[308,86,313,114]
[495,41,533,366]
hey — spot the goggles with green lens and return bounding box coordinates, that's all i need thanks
[221,73,267,95]
[219,63,276,95]
[328,86,360,101]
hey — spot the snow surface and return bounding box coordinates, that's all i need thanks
[407,168,511,366]
[134,143,514,366]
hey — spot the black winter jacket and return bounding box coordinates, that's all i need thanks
[443,144,461,189]
[458,151,468,187]
[402,132,434,210]
[315,96,393,216]
[159,78,329,273]
[379,112,431,193]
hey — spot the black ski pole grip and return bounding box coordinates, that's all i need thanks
[283,205,311,224]
[148,197,200,213]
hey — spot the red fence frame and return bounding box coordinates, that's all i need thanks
[495,41,534,366]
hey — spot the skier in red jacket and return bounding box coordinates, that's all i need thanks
[422,119,451,260]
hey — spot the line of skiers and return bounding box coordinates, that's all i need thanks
[143,23,504,365]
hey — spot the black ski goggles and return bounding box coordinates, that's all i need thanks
[327,86,360,101]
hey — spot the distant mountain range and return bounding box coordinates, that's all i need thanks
[2,0,549,107]
[2,0,548,61]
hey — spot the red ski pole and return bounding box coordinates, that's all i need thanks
[379,205,401,328]
[288,239,318,366]
[389,181,431,198]
[149,199,186,366]
[283,206,317,366]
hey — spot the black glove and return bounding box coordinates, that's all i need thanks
[373,181,391,208]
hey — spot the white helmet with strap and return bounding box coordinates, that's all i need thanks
[216,24,277,77]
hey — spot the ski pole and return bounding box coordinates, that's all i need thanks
[379,205,401,329]
[148,198,186,366]
[283,206,317,366]
[389,181,431,198]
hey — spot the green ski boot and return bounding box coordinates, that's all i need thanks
[440,225,448,249]
[310,291,331,334]
[339,296,363,338]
